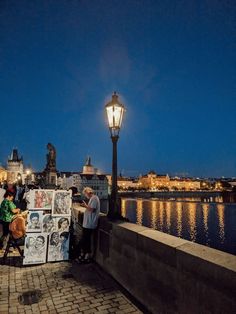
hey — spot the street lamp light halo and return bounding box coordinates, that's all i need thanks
[105,91,126,137]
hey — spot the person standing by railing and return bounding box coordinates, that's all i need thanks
[78,187,100,263]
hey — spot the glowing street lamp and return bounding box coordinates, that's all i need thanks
[105,92,125,219]
[17,174,22,185]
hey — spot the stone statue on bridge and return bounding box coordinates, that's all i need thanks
[45,143,56,171]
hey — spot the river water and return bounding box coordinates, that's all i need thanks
[121,196,236,256]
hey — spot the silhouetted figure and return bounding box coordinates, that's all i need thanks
[46,143,56,171]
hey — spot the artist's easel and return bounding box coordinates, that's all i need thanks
[3,233,24,261]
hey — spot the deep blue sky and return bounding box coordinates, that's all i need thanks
[0,0,235,178]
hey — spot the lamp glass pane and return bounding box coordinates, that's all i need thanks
[106,106,115,128]
[106,105,124,129]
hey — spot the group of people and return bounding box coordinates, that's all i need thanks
[0,182,29,210]
[0,185,100,264]
[0,190,27,251]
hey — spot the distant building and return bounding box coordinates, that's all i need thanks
[57,172,81,190]
[117,175,139,190]
[7,149,24,184]
[228,180,236,188]
[79,173,108,198]
[0,166,7,184]
[139,171,170,190]
[82,156,95,174]
[120,170,201,191]
[57,172,73,190]
[57,157,108,199]
[169,177,200,190]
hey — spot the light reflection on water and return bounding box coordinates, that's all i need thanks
[159,202,164,230]
[217,204,225,244]
[166,202,171,233]
[121,198,236,255]
[188,202,197,242]
[176,202,182,237]
[151,201,157,229]
[202,204,209,245]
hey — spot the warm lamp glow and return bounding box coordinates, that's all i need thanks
[106,105,124,129]
[105,92,125,137]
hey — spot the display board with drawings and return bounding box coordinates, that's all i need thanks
[28,189,54,210]
[23,233,48,265]
[26,211,43,233]
[52,190,72,216]
[23,189,72,265]
[47,230,70,262]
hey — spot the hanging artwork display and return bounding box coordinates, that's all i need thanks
[23,189,72,265]
[52,190,72,216]
[26,211,43,233]
[56,217,70,232]
[42,215,57,233]
[42,215,70,234]
[47,231,70,262]
[23,233,48,265]
[28,190,54,210]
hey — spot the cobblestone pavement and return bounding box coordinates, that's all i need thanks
[0,253,143,314]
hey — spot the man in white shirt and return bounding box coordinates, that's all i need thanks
[78,187,100,263]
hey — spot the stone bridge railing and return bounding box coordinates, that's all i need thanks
[72,205,236,314]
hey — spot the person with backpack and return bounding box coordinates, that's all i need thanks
[9,212,27,240]
[0,191,20,251]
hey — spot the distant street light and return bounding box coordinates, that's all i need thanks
[17,174,22,185]
[105,92,125,219]
[26,169,31,186]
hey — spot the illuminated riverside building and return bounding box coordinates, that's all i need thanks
[117,172,235,192]
[118,170,201,191]
[139,171,170,190]
[169,178,200,190]
[116,176,139,190]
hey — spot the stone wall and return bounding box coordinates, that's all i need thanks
[72,206,236,314]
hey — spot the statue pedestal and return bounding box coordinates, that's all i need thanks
[45,171,57,187]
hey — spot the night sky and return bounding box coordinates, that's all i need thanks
[0,0,235,178]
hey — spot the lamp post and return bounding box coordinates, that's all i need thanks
[105,92,125,219]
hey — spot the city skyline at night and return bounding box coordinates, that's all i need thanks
[0,1,235,177]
